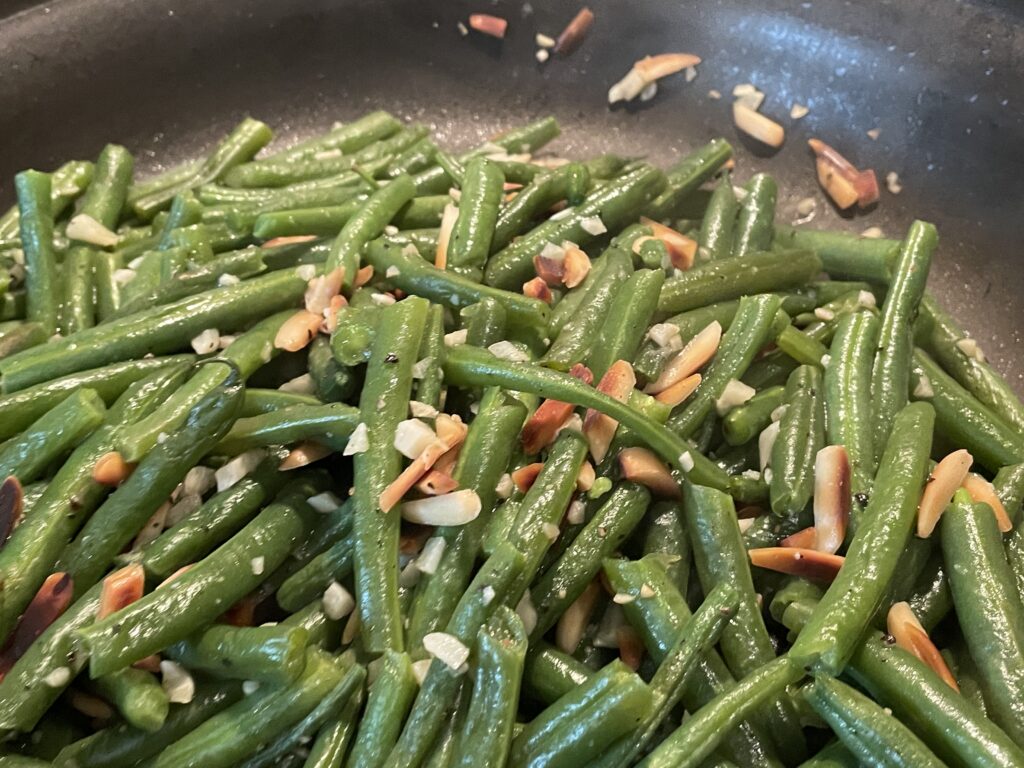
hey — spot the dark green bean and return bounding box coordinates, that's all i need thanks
[491,163,590,252]
[733,174,777,257]
[14,171,59,335]
[302,682,365,768]
[697,175,738,262]
[772,225,899,282]
[0,160,94,241]
[446,158,504,279]
[341,651,416,768]
[587,268,665,379]
[215,402,359,453]
[770,365,824,517]
[89,667,168,733]
[523,642,594,705]
[167,623,310,685]
[645,139,734,221]
[721,385,784,446]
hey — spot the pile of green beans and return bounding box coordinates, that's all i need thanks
[0,109,1020,768]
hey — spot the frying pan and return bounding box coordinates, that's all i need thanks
[0,0,1021,384]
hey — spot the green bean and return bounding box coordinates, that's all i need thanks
[869,221,937,461]
[309,335,357,402]
[721,385,784,446]
[330,301,380,365]
[387,137,439,178]
[327,175,416,287]
[0,322,46,359]
[60,372,243,594]
[994,463,1024,530]
[733,174,777,257]
[167,623,310,685]
[462,296,507,350]
[275,530,353,613]
[132,118,274,219]
[484,164,665,291]
[351,296,429,653]
[770,365,825,517]
[52,682,243,768]
[76,482,313,676]
[523,642,594,704]
[0,756,53,767]
[788,402,934,674]
[215,402,359,453]
[491,163,590,252]
[14,171,59,335]
[942,488,1024,745]
[446,158,504,278]
[302,683,365,768]
[484,117,562,156]
[0,160,94,241]
[803,675,944,768]
[910,348,1024,472]
[157,191,205,248]
[152,649,348,768]
[645,139,734,221]
[89,667,168,733]
[684,482,808,762]
[668,294,784,438]
[242,388,322,415]
[847,631,1024,768]
[345,651,419,768]
[586,268,665,379]
[640,656,801,768]
[772,225,899,282]
[658,249,820,317]
[823,311,879,526]
[547,248,616,338]
[774,325,828,367]
[0,268,308,393]
[531,483,650,639]
[450,608,527,768]
[363,239,549,347]
[509,659,653,768]
[263,112,402,164]
[0,290,25,321]
[443,344,732,491]
[0,387,105,484]
[641,501,691,596]
[697,175,738,262]
[543,246,633,369]
[406,400,525,649]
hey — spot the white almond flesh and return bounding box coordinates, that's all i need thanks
[400,490,482,526]
[813,445,851,554]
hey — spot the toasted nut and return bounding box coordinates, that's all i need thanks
[634,53,702,82]
[645,321,722,394]
[468,13,508,38]
[748,547,844,581]
[815,157,858,209]
[556,581,602,653]
[562,243,592,288]
[617,624,645,670]
[512,462,545,493]
[93,451,136,486]
[0,572,73,677]
[887,602,959,691]
[534,248,566,286]
[0,476,24,547]
[274,309,322,352]
[132,654,163,672]
[221,594,257,627]
[353,265,374,288]
[97,564,145,620]
[415,469,460,496]
[617,447,680,499]
[781,526,818,549]
[583,361,636,463]
[814,445,851,553]
[733,102,785,148]
[961,473,1013,533]
[261,235,317,248]
[322,294,348,334]
[809,138,879,208]
[521,364,592,454]
[304,266,345,316]
[279,441,333,470]
[523,277,554,303]
[654,373,702,407]
[553,6,595,55]
[436,203,458,269]
[400,489,482,526]
[380,415,469,512]
[576,461,596,492]
[640,217,698,270]
[917,449,973,538]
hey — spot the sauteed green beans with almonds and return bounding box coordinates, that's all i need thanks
[0,111,1020,767]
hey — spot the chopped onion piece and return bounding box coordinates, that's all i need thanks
[394,418,437,459]
[423,631,471,671]
[647,323,682,349]
[160,661,195,704]
[416,537,447,575]
[190,328,220,355]
[886,171,903,194]
[322,581,355,620]
[715,379,756,416]
[444,329,469,347]
[516,591,538,635]
[307,491,342,514]
[278,373,316,394]
[409,400,440,419]
[343,423,370,456]
[216,449,266,492]
[488,340,531,362]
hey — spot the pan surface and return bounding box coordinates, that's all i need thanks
[1,0,1022,384]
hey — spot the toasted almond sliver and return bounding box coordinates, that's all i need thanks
[0,572,73,675]
[97,564,145,620]
[468,13,508,38]
[435,203,458,269]
[261,235,317,249]
[304,267,345,316]
[553,6,595,55]
[814,445,850,554]
[400,490,482,526]
[917,449,973,538]
[0,476,24,547]
[645,321,722,394]
[639,217,698,270]
[93,451,136,486]
[961,473,1013,533]
[617,447,680,499]
[633,53,702,82]
[748,547,844,581]
[354,265,374,288]
[534,250,566,286]
[556,581,602,654]
[617,624,645,671]
[809,138,879,208]
[780,526,818,549]
[523,277,554,303]
[279,441,332,470]
[511,462,545,493]
[274,309,322,352]
[583,361,636,463]
[576,461,596,492]
[733,102,785,148]
[521,400,575,455]
[380,417,469,513]
[887,602,959,691]
[815,158,858,210]
[654,373,702,408]
[415,469,460,497]
[562,243,592,288]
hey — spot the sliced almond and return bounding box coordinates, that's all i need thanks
[645,321,722,394]
[221,594,257,627]
[733,102,785,148]
[917,449,973,538]
[401,489,482,526]
[654,373,702,407]
[468,13,508,38]
[0,572,74,676]
[322,294,348,334]
[304,267,345,316]
[639,217,697,270]
[433,443,462,476]
[887,602,959,691]
[534,245,566,286]
[132,654,163,673]
[415,469,460,497]
[521,364,592,454]
[436,203,458,269]
[279,441,332,470]
[748,547,844,581]
[815,157,858,210]
[576,461,596,492]
[617,447,680,499]
[380,415,469,512]
[556,581,601,653]
[523,277,554,303]
[814,445,850,554]
[583,361,636,463]
[553,6,594,55]
[354,265,374,288]
[562,243,591,288]
[0,476,24,547]
[617,624,645,671]
[97,564,145,620]
[261,235,318,249]
[780,526,818,549]
[512,462,545,493]
[93,451,136,486]
[274,309,322,352]
[809,138,879,208]
[961,473,1013,533]
[634,53,702,82]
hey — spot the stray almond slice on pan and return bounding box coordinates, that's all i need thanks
[733,102,785,148]
[554,7,595,55]
[808,138,879,208]
[468,13,508,39]
[748,547,844,582]
[916,449,973,538]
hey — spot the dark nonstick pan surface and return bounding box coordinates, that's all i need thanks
[1,0,1022,385]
